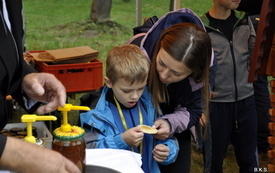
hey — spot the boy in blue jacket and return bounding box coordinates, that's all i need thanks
[80,44,178,173]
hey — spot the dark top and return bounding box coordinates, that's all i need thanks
[206,11,237,41]
[0,0,39,157]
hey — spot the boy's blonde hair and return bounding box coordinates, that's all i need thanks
[106,44,150,85]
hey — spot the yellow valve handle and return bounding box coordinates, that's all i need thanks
[21,114,57,144]
[21,114,57,122]
[57,104,91,111]
[57,104,90,132]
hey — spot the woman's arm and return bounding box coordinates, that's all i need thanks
[153,88,202,139]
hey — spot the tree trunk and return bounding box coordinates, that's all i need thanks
[90,0,112,22]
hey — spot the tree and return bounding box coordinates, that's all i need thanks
[90,0,112,22]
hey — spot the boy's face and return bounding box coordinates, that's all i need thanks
[105,78,147,108]
[214,0,241,10]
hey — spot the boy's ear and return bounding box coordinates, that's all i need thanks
[104,77,112,88]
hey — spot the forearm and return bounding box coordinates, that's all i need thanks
[0,137,73,173]
[159,88,203,135]
[0,137,35,171]
[159,106,201,136]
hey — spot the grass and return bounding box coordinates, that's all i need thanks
[14,0,270,172]
[23,0,212,61]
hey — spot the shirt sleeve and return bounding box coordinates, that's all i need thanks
[0,134,7,158]
[158,87,203,137]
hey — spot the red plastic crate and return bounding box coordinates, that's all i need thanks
[35,60,103,93]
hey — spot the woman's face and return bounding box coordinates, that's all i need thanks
[156,48,192,84]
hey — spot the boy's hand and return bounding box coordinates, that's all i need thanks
[122,126,144,147]
[152,144,169,162]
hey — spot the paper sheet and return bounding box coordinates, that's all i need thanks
[85,148,144,173]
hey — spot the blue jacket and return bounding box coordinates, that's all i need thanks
[80,86,179,173]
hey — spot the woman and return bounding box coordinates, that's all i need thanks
[130,8,215,172]
[151,22,212,173]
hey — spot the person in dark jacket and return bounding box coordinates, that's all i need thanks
[200,0,258,172]
[128,8,214,172]
[237,0,270,154]
[0,1,80,172]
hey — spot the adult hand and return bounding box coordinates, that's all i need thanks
[152,144,169,162]
[122,126,144,148]
[0,137,81,173]
[22,72,66,114]
[152,119,170,140]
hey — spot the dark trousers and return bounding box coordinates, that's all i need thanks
[253,75,271,153]
[159,130,191,173]
[209,95,258,173]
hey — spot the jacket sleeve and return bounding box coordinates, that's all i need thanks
[158,88,202,137]
[156,137,179,165]
[81,110,130,150]
[247,16,256,59]
[84,129,129,150]
[10,61,40,113]
[0,135,7,158]
[84,130,128,149]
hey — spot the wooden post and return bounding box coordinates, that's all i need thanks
[136,0,142,26]
[170,0,181,11]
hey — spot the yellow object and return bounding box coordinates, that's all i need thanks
[138,125,158,134]
[21,114,57,144]
[57,104,90,132]
[53,126,85,141]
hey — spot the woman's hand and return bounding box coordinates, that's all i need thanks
[152,119,170,140]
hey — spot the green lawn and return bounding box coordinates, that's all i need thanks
[23,0,212,61]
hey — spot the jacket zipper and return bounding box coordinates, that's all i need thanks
[229,40,239,129]
[229,40,238,101]
[231,18,244,129]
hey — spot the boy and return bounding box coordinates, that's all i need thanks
[80,44,178,173]
[200,0,258,172]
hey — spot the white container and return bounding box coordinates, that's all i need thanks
[3,121,53,149]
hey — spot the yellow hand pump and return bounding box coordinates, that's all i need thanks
[21,114,57,144]
[57,104,90,132]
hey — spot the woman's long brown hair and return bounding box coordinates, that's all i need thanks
[148,23,212,123]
